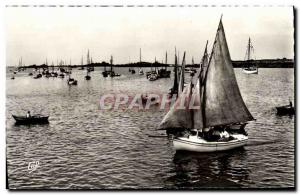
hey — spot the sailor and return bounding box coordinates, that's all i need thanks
[26,111,31,118]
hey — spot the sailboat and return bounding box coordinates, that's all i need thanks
[85,69,91,80]
[242,37,258,74]
[138,48,144,75]
[67,61,78,85]
[84,55,91,80]
[158,18,254,152]
[148,57,159,81]
[157,51,171,78]
[168,49,179,97]
[109,56,121,77]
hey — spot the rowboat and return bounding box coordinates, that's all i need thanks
[276,104,295,115]
[12,115,49,124]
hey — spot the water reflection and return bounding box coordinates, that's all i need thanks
[166,148,250,189]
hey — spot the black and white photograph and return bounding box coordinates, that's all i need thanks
[5,4,295,190]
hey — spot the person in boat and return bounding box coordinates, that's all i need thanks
[26,111,31,118]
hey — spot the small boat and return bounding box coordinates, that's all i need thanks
[158,18,254,153]
[85,64,91,80]
[28,72,33,76]
[67,79,78,85]
[131,69,136,74]
[67,66,78,85]
[85,75,91,80]
[148,73,158,81]
[102,71,108,77]
[33,74,42,79]
[12,114,49,124]
[139,68,144,75]
[58,73,65,78]
[11,76,15,80]
[276,103,295,115]
[51,72,58,77]
[242,38,258,74]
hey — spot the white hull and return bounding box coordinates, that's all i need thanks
[242,68,258,74]
[173,135,248,152]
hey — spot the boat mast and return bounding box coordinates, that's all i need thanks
[165,51,168,70]
[140,48,142,63]
[173,47,178,93]
[87,49,90,65]
[247,37,251,61]
[110,55,113,72]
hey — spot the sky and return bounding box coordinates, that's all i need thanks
[5,6,294,66]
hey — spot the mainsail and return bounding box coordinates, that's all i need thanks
[202,19,254,127]
[158,18,253,130]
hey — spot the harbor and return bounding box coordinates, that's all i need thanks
[5,5,295,190]
[6,66,294,189]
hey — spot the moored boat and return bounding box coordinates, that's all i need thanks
[242,38,258,74]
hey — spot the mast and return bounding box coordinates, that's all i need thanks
[139,48,142,63]
[173,48,178,93]
[247,37,251,61]
[87,49,90,65]
[154,57,157,73]
[110,55,113,72]
[165,51,168,69]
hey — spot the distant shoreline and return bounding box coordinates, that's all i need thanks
[7,58,294,69]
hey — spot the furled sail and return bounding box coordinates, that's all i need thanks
[178,52,186,96]
[203,19,254,127]
[192,41,209,86]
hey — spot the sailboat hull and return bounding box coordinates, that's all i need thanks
[242,68,258,74]
[173,135,248,152]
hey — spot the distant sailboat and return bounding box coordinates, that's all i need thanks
[109,56,121,77]
[242,37,258,74]
[67,61,78,85]
[168,49,179,96]
[158,18,254,152]
[85,55,91,80]
[157,51,171,78]
[148,57,158,81]
[138,48,144,75]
